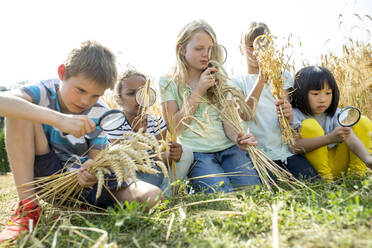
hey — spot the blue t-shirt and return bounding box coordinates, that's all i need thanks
[21,78,109,169]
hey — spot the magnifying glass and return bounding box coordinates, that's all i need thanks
[63,109,126,136]
[337,106,361,127]
[135,85,157,107]
[208,44,228,66]
[98,109,127,131]
[253,34,273,53]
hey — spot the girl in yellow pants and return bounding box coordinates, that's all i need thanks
[299,116,372,181]
[289,66,372,181]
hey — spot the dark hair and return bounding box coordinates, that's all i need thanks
[289,66,339,116]
[64,41,117,89]
[115,70,146,97]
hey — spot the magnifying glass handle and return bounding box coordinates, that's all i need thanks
[62,119,99,136]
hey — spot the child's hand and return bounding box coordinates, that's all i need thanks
[275,98,292,120]
[196,67,219,95]
[77,159,98,188]
[169,142,182,162]
[59,114,96,138]
[328,126,351,143]
[236,132,258,151]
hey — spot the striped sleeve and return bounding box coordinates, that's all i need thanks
[148,115,167,136]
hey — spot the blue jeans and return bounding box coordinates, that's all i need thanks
[188,145,261,193]
[274,154,320,182]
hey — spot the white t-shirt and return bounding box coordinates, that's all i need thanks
[229,73,293,161]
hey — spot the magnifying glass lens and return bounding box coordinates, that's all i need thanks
[135,86,156,107]
[99,112,126,131]
[208,44,227,65]
[337,106,361,127]
[253,34,272,52]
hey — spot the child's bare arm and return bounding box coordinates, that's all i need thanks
[222,115,257,151]
[1,91,96,137]
[291,126,351,154]
[345,130,372,168]
[245,72,266,114]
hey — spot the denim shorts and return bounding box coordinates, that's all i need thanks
[34,150,130,208]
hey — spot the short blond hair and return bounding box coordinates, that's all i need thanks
[64,40,117,89]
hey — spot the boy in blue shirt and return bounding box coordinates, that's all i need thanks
[0,41,161,242]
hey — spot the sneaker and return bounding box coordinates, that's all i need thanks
[0,199,40,242]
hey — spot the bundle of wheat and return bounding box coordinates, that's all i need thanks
[253,34,295,146]
[20,130,167,207]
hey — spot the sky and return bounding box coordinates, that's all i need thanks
[0,0,371,88]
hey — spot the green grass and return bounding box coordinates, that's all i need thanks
[1,173,372,247]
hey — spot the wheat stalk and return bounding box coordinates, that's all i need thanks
[254,34,295,146]
[19,130,166,207]
[203,60,308,192]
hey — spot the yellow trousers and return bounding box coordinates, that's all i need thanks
[300,116,372,181]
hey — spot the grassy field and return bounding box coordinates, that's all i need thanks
[1,172,372,247]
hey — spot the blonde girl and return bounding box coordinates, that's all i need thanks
[159,19,261,193]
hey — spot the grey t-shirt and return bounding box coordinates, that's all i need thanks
[292,108,341,149]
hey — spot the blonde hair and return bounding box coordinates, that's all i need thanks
[64,40,117,89]
[170,19,218,101]
[240,22,270,51]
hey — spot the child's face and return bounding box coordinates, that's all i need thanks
[244,41,258,68]
[116,75,146,117]
[182,31,214,71]
[308,83,333,115]
[58,74,106,114]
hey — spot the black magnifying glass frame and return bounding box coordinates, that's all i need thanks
[337,106,361,127]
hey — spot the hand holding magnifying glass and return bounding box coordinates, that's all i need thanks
[63,109,126,136]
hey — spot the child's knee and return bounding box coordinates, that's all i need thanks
[354,116,372,133]
[127,181,162,203]
[300,119,324,138]
[5,117,33,131]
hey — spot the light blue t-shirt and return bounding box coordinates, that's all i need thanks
[21,78,109,168]
[291,108,341,149]
[229,73,293,161]
[158,76,234,153]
